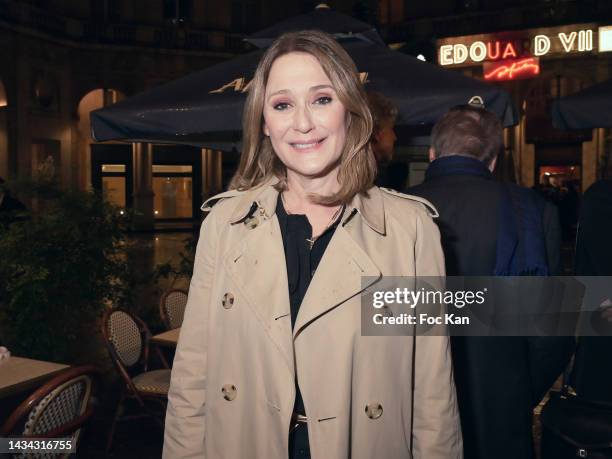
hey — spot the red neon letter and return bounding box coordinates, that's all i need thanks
[502,43,517,59]
[487,41,501,60]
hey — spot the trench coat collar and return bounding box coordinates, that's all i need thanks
[228,177,386,236]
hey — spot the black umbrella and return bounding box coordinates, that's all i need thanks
[552,79,612,129]
[91,40,517,149]
[245,3,384,48]
[91,48,264,148]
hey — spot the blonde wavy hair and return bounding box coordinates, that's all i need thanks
[230,30,376,205]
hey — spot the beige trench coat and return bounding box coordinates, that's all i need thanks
[163,181,462,459]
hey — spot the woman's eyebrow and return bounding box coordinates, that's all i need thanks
[266,84,334,102]
[309,84,334,92]
[267,89,289,101]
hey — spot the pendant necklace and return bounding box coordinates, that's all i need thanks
[281,193,344,249]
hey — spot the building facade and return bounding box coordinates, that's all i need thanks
[2,0,611,229]
[379,0,612,191]
[0,0,367,228]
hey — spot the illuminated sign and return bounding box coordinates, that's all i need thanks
[437,23,608,67]
[483,57,540,81]
[600,25,612,52]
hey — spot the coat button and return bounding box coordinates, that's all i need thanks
[222,384,237,401]
[222,292,235,309]
[365,402,383,419]
[244,216,259,229]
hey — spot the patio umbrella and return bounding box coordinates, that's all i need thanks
[245,3,384,48]
[91,40,517,149]
[552,79,612,129]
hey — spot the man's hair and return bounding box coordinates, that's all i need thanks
[231,30,376,205]
[430,105,503,166]
[367,91,398,134]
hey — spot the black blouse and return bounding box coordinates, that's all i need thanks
[275,196,344,417]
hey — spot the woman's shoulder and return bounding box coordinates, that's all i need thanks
[199,184,275,225]
[376,186,439,220]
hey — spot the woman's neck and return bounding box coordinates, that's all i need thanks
[282,171,343,238]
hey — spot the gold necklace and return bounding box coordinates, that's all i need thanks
[280,193,344,249]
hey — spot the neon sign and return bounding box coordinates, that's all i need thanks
[483,58,540,81]
[437,24,602,67]
[440,41,519,65]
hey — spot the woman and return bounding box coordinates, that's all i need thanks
[163,30,462,459]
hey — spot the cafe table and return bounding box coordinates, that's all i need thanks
[151,327,181,348]
[0,356,69,398]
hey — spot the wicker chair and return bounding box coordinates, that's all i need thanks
[159,289,188,330]
[1,365,99,459]
[101,308,170,452]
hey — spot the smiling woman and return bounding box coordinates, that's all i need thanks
[263,53,347,184]
[163,30,462,459]
[233,29,376,208]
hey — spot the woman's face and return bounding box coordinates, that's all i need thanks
[263,52,347,181]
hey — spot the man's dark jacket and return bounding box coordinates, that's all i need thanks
[408,155,574,459]
[572,179,612,403]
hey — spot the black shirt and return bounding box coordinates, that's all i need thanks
[276,196,343,418]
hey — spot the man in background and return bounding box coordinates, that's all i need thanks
[367,92,407,190]
[408,103,573,459]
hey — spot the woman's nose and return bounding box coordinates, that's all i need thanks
[292,104,314,133]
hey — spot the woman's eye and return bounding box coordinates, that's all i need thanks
[273,102,290,111]
[314,96,332,105]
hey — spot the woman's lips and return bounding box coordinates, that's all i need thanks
[289,137,326,152]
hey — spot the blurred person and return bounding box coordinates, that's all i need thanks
[163,30,462,459]
[572,178,612,402]
[535,174,560,204]
[367,91,406,190]
[408,104,573,459]
[559,180,580,243]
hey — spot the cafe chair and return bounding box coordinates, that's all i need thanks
[101,308,170,452]
[159,288,188,330]
[0,365,99,458]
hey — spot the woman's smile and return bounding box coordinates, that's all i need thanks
[289,137,327,152]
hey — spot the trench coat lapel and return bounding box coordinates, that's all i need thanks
[221,184,386,364]
[293,189,385,339]
[223,185,295,376]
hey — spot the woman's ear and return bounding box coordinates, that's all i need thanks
[263,122,270,136]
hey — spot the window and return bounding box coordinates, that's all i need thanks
[101,164,127,209]
[231,1,243,30]
[90,0,121,22]
[163,0,192,23]
[152,165,193,219]
[231,1,258,33]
